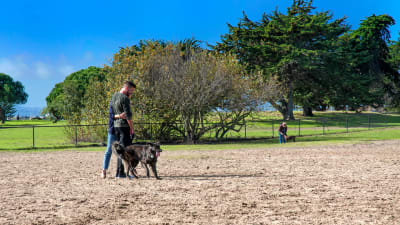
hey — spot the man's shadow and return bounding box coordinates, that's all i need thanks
[159,173,266,181]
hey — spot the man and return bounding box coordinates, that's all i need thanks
[100,102,126,179]
[278,122,287,144]
[111,81,136,178]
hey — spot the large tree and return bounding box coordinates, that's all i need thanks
[214,0,349,119]
[389,35,400,72]
[84,40,260,143]
[0,73,28,123]
[328,14,400,111]
[45,66,104,122]
[386,34,400,107]
[135,43,258,142]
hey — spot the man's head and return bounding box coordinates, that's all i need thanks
[282,122,287,127]
[121,81,136,97]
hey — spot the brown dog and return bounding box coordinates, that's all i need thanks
[285,135,296,142]
[112,141,162,179]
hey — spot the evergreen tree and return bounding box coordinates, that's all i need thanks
[329,14,400,111]
[0,73,28,123]
[214,0,348,119]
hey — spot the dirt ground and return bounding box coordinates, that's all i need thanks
[1,140,400,225]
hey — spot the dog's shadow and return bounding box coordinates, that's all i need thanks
[159,173,266,181]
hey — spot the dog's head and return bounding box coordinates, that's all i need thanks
[152,142,162,153]
[142,143,162,162]
[111,141,125,155]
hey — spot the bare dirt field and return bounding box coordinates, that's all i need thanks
[1,140,400,224]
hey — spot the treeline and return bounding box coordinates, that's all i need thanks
[44,0,400,142]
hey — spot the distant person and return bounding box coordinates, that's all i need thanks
[111,81,136,178]
[278,122,287,144]
[101,103,126,179]
[16,114,19,120]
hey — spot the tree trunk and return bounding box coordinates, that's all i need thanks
[267,82,295,120]
[302,106,313,116]
[286,83,295,120]
[185,124,194,144]
[269,100,292,120]
[0,107,4,124]
[270,100,288,120]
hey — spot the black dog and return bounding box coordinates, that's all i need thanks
[133,142,162,179]
[112,141,162,179]
[285,135,296,142]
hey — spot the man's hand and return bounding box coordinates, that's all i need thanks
[119,112,126,120]
[128,120,134,138]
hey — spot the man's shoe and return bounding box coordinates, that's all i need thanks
[115,173,127,179]
[101,170,106,179]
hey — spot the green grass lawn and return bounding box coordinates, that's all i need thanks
[1,112,400,151]
[44,127,398,153]
[0,120,101,150]
[0,119,67,126]
[1,127,399,152]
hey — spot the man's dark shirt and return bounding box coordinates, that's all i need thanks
[111,92,132,128]
[278,124,287,135]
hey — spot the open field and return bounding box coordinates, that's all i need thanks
[1,140,400,224]
[1,111,400,150]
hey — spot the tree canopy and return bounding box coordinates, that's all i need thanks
[328,14,400,111]
[214,0,349,119]
[45,66,104,122]
[0,73,28,123]
[45,0,400,143]
[82,40,260,143]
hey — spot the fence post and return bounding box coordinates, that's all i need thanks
[32,125,35,148]
[368,115,371,130]
[75,125,78,146]
[150,122,153,141]
[346,117,349,133]
[244,118,247,140]
[272,121,274,138]
[298,119,301,136]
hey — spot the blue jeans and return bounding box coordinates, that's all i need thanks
[279,133,286,144]
[102,133,116,170]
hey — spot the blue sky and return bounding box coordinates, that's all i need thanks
[1,0,399,108]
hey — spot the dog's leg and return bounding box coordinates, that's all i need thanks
[142,163,150,178]
[130,167,138,178]
[122,161,131,179]
[131,160,139,179]
[151,163,161,180]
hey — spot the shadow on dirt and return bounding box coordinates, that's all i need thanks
[159,173,266,180]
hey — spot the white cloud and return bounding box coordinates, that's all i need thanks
[59,65,75,76]
[0,57,29,79]
[83,51,93,62]
[0,53,97,82]
[34,62,51,79]
[0,56,76,80]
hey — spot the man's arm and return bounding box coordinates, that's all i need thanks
[110,102,125,120]
[122,96,134,135]
[128,120,134,136]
